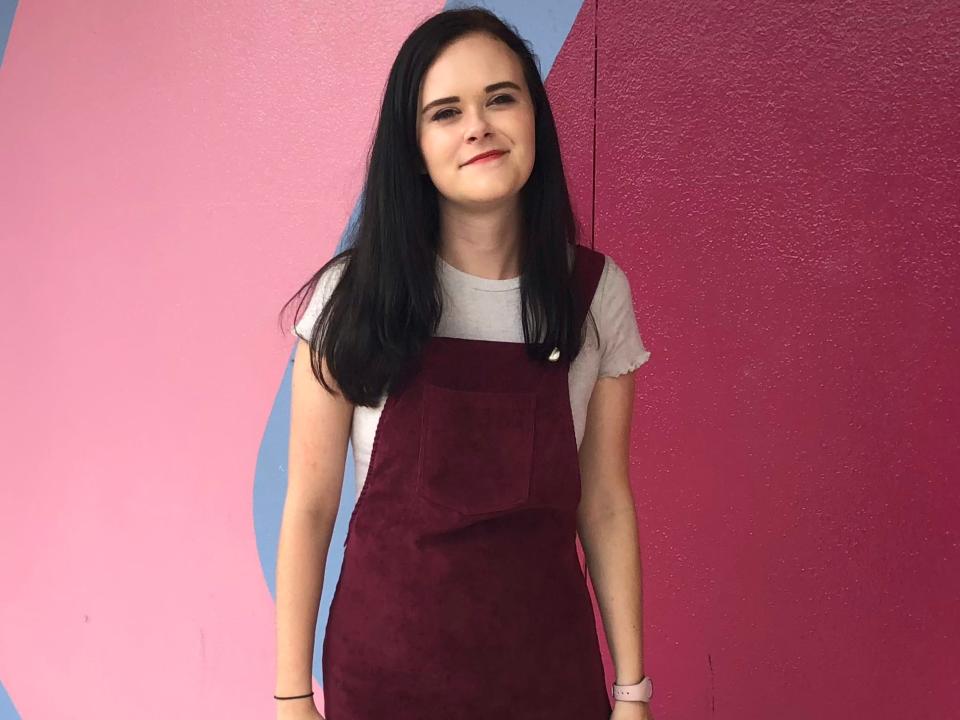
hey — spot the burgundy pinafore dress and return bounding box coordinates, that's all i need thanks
[321,243,612,719]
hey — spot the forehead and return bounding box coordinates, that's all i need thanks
[419,33,524,103]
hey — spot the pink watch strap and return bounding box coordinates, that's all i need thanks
[612,676,653,702]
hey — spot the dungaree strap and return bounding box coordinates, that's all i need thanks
[571,243,606,337]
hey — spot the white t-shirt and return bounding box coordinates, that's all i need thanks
[294,246,651,495]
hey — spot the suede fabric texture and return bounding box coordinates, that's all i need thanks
[321,244,612,719]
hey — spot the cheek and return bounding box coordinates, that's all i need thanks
[523,113,536,147]
[509,113,536,158]
[516,127,536,167]
[420,133,451,169]
[418,137,433,166]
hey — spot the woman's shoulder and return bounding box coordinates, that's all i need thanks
[590,251,652,377]
[594,252,632,304]
[293,252,350,342]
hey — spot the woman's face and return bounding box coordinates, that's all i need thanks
[416,33,536,209]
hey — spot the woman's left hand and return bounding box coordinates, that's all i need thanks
[610,699,654,720]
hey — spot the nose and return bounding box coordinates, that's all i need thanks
[463,106,494,143]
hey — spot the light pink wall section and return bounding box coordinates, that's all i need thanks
[0,2,441,718]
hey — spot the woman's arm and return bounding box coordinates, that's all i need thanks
[576,370,647,704]
[275,340,354,705]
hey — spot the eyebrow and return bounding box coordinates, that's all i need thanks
[420,81,522,115]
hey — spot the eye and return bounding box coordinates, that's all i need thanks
[429,95,517,122]
[431,108,457,122]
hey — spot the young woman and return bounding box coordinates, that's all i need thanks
[276,7,654,720]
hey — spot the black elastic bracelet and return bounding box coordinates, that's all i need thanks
[274,691,314,700]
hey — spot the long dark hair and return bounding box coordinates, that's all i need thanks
[280,6,596,407]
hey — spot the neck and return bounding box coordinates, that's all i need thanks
[437,197,523,280]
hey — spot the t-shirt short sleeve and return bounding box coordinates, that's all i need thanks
[596,255,652,378]
[293,257,347,343]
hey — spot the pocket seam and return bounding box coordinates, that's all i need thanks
[416,382,536,516]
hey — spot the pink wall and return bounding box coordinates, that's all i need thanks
[0,1,442,717]
[0,1,956,719]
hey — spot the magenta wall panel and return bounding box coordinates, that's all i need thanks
[593,2,959,719]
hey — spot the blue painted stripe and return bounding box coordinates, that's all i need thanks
[0,679,22,720]
[0,0,17,71]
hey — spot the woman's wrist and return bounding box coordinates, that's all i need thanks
[274,691,314,700]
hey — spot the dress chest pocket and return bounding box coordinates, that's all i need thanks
[417,382,536,516]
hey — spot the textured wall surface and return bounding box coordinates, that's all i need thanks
[592,2,960,718]
[1,1,957,719]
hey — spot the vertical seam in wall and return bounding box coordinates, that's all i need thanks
[591,0,598,250]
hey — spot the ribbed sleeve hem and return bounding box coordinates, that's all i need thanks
[598,350,651,378]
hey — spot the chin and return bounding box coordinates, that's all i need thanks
[464,181,522,199]
[464,190,520,206]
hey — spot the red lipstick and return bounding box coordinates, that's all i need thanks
[464,150,507,166]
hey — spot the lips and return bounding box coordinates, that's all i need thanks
[464,150,507,165]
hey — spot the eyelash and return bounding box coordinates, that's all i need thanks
[431,94,516,122]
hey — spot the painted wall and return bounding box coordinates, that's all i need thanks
[0,1,956,718]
